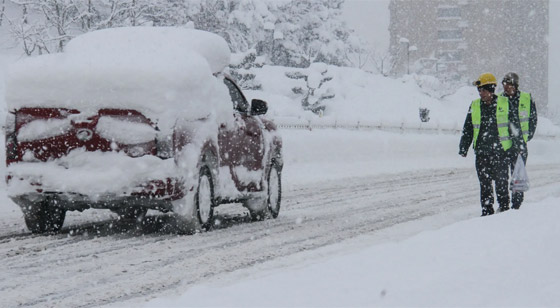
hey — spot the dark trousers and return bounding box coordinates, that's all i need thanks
[475,152,510,210]
[510,151,528,209]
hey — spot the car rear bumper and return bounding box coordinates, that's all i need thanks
[6,151,185,211]
[7,177,185,212]
[10,192,176,212]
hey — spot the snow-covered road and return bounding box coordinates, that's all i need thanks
[1,161,559,307]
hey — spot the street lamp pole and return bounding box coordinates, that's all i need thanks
[399,37,410,75]
[406,43,410,74]
[408,45,417,75]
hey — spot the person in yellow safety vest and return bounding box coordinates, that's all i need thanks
[459,73,525,216]
[500,72,537,209]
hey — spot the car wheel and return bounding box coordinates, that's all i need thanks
[248,162,281,221]
[195,166,215,229]
[267,162,282,219]
[173,166,215,234]
[23,198,66,234]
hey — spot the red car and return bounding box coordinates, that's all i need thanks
[4,27,283,234]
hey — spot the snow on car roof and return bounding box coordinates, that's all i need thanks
[65,27,231,74]
[4,27,232,124]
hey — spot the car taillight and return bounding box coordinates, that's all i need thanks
[14,108,78,131]
[95,111,158,157]
[6,134,18,161]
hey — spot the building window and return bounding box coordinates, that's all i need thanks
[437,6,461,19]
[437,29,462,41]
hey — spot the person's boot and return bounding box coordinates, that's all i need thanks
[512,204,521,210]
[481,206,494,216]
[497,205,509,213]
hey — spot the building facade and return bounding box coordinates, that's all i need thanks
[389,0,549,111]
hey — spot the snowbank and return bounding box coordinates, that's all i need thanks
[252,65,461,128]
[250,65,560,137]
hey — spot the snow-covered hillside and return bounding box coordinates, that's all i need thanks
[244,64,560,138]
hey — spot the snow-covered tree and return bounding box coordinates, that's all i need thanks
[7,0,165,54]
[9,0,82,53]
[0,0,6,26]
[370,46,398,77]
[228,48,264,90]
[222,0,275,53]
[182,0,275,53]
[286,62,335,114]
[74,0,128,31]
[139,0,189,26]
[8,16,45,55]
[6,0,365,70]
[270,0,359,67]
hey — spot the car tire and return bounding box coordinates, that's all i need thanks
[267,162,282,219]
[23,198,66,234]
[195,166,215,229]
[174,166,215,235]
[248,162,281,221]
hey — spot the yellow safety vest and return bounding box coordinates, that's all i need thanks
[499,91,531,142]
[471,96,512,151]
[518,92,531,142]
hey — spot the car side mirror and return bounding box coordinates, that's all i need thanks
[250,99,268,115]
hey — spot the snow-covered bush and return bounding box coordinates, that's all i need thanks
[285,62,335,115]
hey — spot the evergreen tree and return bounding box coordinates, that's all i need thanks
[268,0,359,67]
[228,49,264,90]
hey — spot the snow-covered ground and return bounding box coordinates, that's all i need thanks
[133,127,560,307]
[0,126,559,307]
[146,191,560,307]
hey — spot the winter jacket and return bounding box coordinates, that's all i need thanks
[459,94,524,157]
[499,90,538,142]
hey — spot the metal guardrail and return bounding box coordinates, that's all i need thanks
[278,123,460,134]
[276,120,559,139]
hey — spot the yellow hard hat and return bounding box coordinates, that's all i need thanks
[472,73,497,87]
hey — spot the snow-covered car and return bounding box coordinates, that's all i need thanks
[4,27,283,234]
